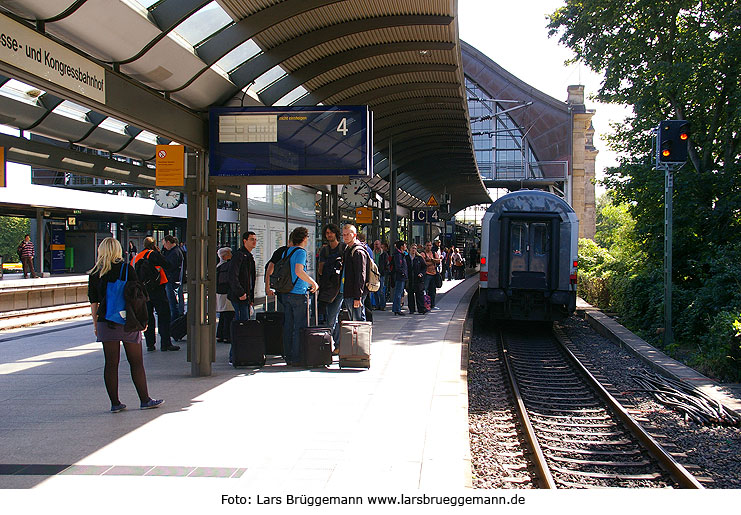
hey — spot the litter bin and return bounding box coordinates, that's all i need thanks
[64,247,74,272]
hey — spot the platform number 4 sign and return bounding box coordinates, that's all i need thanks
[337,117,348,136]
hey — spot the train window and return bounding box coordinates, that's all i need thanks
[533,223,548,255]
[511,223,524,255]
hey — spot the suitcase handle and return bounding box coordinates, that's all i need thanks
[264,295,279,313]
[306,290,318,326]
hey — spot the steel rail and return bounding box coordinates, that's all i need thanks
[498,329,557,489]
[551,328,704,489]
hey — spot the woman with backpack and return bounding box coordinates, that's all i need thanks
[88,237,163,413]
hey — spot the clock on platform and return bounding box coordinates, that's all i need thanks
[341,178,371,208]
[154,189,183,209]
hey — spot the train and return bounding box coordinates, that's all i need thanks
[478,190,578,321]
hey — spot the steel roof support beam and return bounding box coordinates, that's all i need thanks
[116,0,211,65]
[296,63,457,105]
[166,0,359,94]
[215,15,454,104]
[260,41,454,105]
[374,118,469,142]
[341,81,461,106]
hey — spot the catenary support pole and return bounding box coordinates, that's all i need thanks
[390,137,397,245]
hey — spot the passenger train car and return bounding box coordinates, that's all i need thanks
[479,190,578,321]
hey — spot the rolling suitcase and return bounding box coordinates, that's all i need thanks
[256,296,284,356]
[171,313,187,341]
[230,319,266,367]
[339,321,371,369]
[299,292,332,368]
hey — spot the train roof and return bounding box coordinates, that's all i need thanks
[486,190,576,218]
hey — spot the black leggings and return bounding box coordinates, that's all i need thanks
[102,341,150,406]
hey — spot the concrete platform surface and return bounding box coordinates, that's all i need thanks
[0,277,477,507]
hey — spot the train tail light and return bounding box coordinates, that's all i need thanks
[570,274,578,285]
[480,257,486,265]
[573,260,578,268]
[480,271,488,282]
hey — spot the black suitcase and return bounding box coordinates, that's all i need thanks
[299,292,332,368]
[230,319,266,367]
[256,297,284,356]
[171,313,187,341]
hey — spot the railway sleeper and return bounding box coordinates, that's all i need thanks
[541,444,642,456]
[534,427,626,437]
[550,466,663,481]
[547,455,651,467]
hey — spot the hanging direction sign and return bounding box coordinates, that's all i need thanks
[209,106,371,180]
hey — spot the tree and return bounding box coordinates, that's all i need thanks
[0,216,30,263]
[548,2,741,379]
[548,2,740,264]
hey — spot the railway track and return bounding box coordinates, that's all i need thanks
[495,324,703,489]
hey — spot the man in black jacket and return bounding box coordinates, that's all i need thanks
[161,235,184,318]
[132,237,179,351]
[391,241,408,315]
[341,224,367,321]
[228,231,257,321]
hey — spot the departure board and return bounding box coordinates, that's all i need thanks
[209,106,371,178]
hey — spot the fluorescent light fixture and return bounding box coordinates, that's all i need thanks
[139,174,156,181]
[103,166,131,176]
[217,189,226,194]
[230,192,241,198]
[61,157,95,168]
[8,147,50,159]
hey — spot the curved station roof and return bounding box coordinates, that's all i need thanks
[0,0,490,213]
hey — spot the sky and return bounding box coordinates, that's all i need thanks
[458,0,633,198]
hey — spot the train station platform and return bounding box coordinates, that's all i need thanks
[0,277,477,502]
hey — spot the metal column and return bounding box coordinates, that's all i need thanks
[187,151,214,377]
[35,208,44,276]
[240,184,249,237]
[664,168,673,348]
[389,138,397,245]
[330,184,339,226]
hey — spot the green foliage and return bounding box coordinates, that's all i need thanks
[577,238,615,308]
[0,216,29,263]
[549,2,741,381]
[690,311,741,382]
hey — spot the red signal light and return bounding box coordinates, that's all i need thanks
[680,133,688,140]
[662,149,671,157]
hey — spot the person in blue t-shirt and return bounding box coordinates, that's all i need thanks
[281,226,319,366]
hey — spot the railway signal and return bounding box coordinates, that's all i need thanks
[657,120,690,164]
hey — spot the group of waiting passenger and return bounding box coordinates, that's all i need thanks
[214,224,450,365]
[87,226,465,413]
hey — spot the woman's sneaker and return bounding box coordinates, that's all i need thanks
[110,403,126,413]
[140,399,164,410]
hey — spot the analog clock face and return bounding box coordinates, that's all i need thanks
[342,178,371,208]
[154,189,183,209]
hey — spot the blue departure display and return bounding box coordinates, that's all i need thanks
[208,106,371,178]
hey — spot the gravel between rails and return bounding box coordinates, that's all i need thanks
[558,316,741,489]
